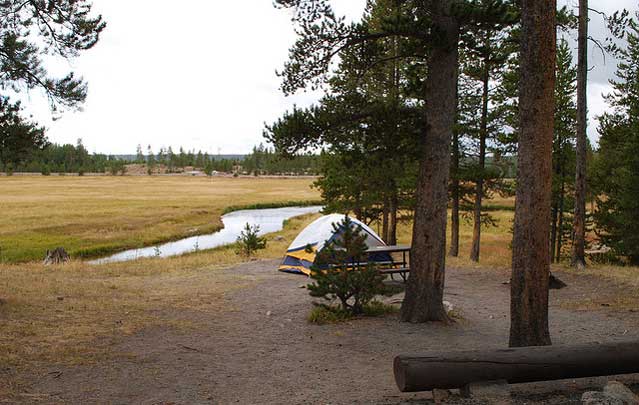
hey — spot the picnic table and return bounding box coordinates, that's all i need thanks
[366,244,411,281]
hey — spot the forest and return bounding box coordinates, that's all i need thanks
[0,140,320,176]
[265,0,639,345]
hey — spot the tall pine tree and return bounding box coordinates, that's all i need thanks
[509,0,555,348]
[592,12,639,265]
[550,39,578,263]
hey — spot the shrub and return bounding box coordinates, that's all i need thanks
[235,223,267,258]
[204,162,213,176]
[41,164,51,176]
[307,216,389,315]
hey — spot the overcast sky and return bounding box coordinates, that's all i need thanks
[21,0,637,155]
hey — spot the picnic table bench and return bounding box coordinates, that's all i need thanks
[367,244,411,281]
[325,245,411,281]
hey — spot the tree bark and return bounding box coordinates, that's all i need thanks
[449,130,460,257]
[550,203,559,263]
[401,0,459,323]
[354,201,363,222]
[556,176,566,261]
[383,198,390,243]
[550,143,563,263]
[470,37,491,263]
[510,0,555,347]
[389,186,398,245]
[572,0,588,271]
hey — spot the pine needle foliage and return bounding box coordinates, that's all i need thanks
[235,223,267,258]
[592,12,639,265]
[307,216,388,315]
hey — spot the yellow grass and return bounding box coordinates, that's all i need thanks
[0,213,320,373]
[393,205,639,293]
[384,208,515,270]
[0,176,319,262]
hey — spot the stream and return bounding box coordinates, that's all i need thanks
[89,206,322,264]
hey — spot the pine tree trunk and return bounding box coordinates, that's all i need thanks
[471,42,490,263]
[550,204,559,263]
[449,131,460,257]
[556,179,566,261]
[550,144,563,263]
[383,198,390,243]
[401,0,459,323]
[354,202,363,222]
[572,0,588,270]
[509,0,555,347]
[389,186,398,245]
[386,14,400,248]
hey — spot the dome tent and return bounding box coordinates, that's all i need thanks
[278,214,389,276]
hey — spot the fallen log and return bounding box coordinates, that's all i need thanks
[394,341,639,392]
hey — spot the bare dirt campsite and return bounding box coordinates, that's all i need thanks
[0,176,637,404]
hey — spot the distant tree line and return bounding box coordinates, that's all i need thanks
[1,139,320,176]
[1,138,118,175]
[242,144,320,175]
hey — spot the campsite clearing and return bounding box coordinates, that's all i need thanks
[6,259,639,404]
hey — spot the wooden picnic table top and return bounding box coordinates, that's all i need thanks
[366,244,411,254]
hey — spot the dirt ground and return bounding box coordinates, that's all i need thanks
[7,261,639,404]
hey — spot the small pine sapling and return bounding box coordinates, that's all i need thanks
[307,216,387,315]
[204,161,213,176]
[235,223,267,258]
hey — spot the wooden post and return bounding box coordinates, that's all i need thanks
[394,341,639,392]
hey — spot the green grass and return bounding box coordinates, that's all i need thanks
[221,199,323,214]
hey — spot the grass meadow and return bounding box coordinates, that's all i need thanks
[0,175,636,394]
[0,176,320,263]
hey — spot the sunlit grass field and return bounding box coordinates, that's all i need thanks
[389,194,516,270]
[0,176,320,263]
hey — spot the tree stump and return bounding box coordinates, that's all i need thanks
[44,248,70,265]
